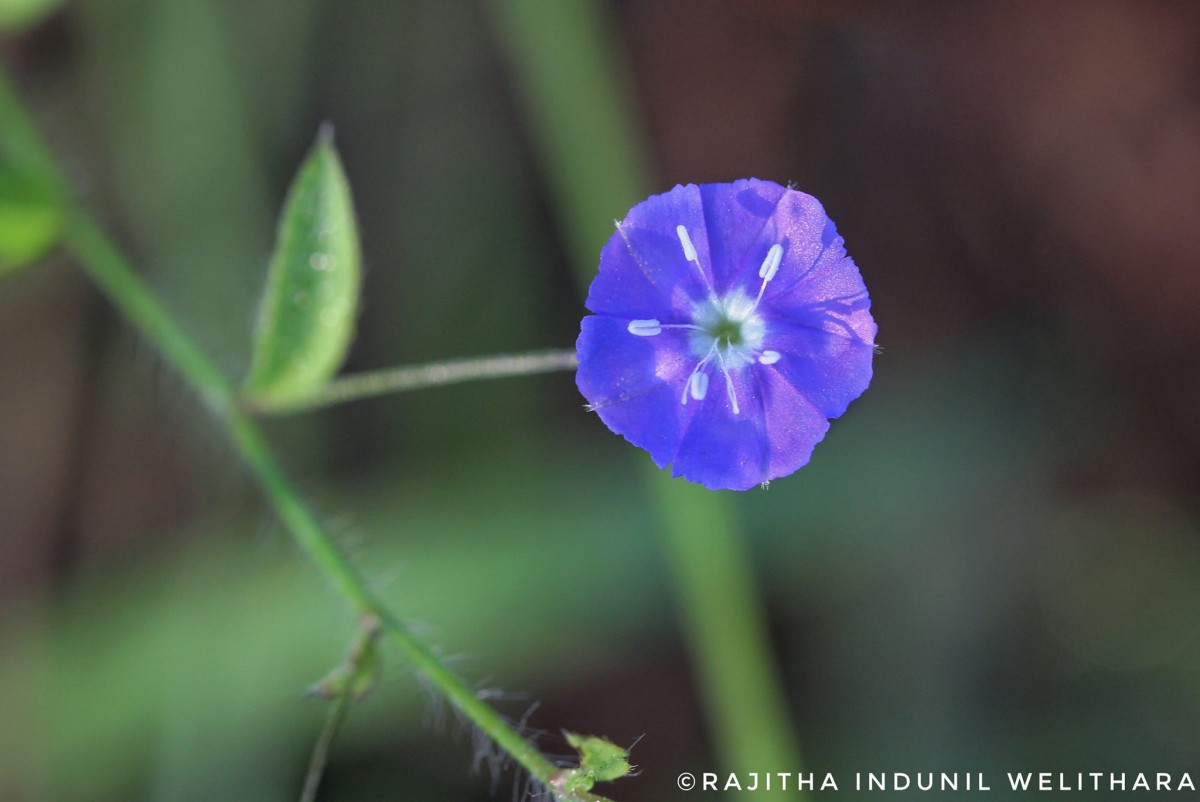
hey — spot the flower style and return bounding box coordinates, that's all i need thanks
[575,179,876,491]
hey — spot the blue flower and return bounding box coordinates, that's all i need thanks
[575,179,876,491]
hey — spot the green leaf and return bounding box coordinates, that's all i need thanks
[0,0,65,33]
[0,157,62,275]
[244,125,361,407]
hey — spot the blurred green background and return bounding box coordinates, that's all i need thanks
[3,1,1200,800]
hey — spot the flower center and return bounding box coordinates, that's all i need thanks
[712,319,744,347]
[689,291,765,371]
[623,224,787,416]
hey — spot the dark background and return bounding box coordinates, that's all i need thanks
[3,1,1200,800]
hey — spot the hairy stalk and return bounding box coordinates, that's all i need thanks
[61,209,586,796]
[253,350,579,414]
[63,210,608,800]
[0,67,601,802]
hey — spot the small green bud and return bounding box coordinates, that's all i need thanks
[559,732,634,794]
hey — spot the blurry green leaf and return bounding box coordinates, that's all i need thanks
[244,125,360,407]
[0,0,65,33]
[0,157,62,275]
[0,66,65,276]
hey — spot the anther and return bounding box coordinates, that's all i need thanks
[759,244,783,281]
[682,342,718,405]
[676,225,698,263]
[676,223,718,296]
[627,319,662,336]
[753,243,784,310]
[759,350,781,365]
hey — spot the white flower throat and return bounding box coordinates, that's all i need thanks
[626,224,783,416]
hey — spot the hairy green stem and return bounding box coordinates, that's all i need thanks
[59,210,576,794]
[0,67,588,798]
[254,349,578,414]
[63,207,602,797]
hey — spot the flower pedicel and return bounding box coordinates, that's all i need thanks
[576,179,876,491]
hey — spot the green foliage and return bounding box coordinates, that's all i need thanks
[560,732,633,794]
[244,126,361,407]
[0,0,64,33]
[0,156,61,274]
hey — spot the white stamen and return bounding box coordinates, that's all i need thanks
[627,319,662,336]
[674,222,718,296]
[689,371,709,401]
[752,243,784,311]
[676,225,698,262]
[759,243,783,281]
[758,350,781,365]
[682,342,718,405]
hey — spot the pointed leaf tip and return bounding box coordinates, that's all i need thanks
[244,130,362,406]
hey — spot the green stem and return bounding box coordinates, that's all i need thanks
[377,614,562,783]
[300,690,350,802]
[652,478,803,776]
[0,73,601,797]
[254,349,578,414]
[61,213,237,410]
[300,615,377,802]
[57,210,585,796]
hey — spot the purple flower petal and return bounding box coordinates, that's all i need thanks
[585,185,713,320]
[698,180,829,296]
[759,317,875,419]
[576,180,876,490]
[576,314,697,468]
